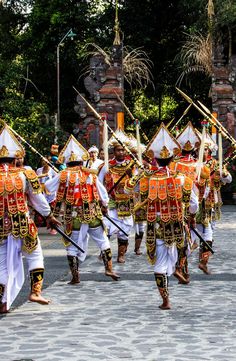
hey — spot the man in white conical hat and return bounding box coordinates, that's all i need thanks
[169,122,202,283]
[194,128,232,275]
[98,129,135,264]
[0,124,60,313]
[125,123,198,310]
[170,121,201,179]
[45,135,119,283]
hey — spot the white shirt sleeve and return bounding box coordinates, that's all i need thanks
[98,165,106,184]
[96,177,109,206]
[189,188,199,215]
[44,173,61,202]
[221,172,232,185]
[26,178,51,217]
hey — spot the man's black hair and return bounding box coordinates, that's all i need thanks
[66,161,83,167]
[0,157,15,164]
[156,156,173,167]
[182,149,193,156]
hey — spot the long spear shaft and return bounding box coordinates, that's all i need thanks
[170,103,192,131]
[224,149,236,166]
[104,214,129,237]
[197,100,236,146]
[176,88,236,147]
[73,87,144,170]
[114,91,149,143]
[3,122,59,173]
[52,225,85,253]
[189,225,214,254]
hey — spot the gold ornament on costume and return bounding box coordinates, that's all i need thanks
[145,149,154,160]
[173,147,181,156]
[160,146,171,159]
[0,145,9,157]
[68,151,77,162]
[15,150,25,158]
[183,140,193,151]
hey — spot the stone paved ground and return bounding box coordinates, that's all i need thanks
[0,206,236,361]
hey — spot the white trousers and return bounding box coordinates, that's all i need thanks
[0,236,44,309]
[134,222,145,235]
[153,239,178,276]
[104,209,133,241]
[67,224,110,262]
[191,224,213,242]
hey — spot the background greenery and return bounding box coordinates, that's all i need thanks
[0,0,235,166]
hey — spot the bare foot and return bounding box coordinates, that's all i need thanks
[179,277,190,285]
[29,293,50,305]
[0,302,8,314]
[105,270,120,281]
[174,269,189,284]
[199,262,211,275]
[159,303,171,310]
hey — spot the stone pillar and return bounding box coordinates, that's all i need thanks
[74,44,124,148]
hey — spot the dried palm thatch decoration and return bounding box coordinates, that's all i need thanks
[81,43,153,89]
[207,0,215,20]
[176,32,213,87]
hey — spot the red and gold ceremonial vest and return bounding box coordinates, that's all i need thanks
[170,156,197,181]
[132,166,159,223]
[204,158,225,222]
[104,158,134,218]
[145,169,193,264]
[0,165,40,253]
[53,167,103,236]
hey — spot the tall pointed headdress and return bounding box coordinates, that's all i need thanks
[177,121,201,151]
[145,123,181,159]
[0,124,25,158]
[58,135,89,164]
[108,128,131,149]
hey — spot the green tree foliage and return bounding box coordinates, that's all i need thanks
[0,0,235,158]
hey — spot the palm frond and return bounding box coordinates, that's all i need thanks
[81,43,153,89]
[82,43,112,66]
[176,65,209,87]
[178,32,213,84]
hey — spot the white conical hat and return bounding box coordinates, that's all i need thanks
[108,128,131,149]
[196,128,218,152]
[145,123,181,159]
[177,121,201,151]
[0,125,25,158]
[58,135,89,164]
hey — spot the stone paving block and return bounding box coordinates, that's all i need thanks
[0,207,236,360]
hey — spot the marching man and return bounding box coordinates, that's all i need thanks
[0,124,59,313]
[125,124,199,309]
[45,135,119,283]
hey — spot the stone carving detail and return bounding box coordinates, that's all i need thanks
[211,38,236,136]
[84,55,109,103]
[74,45,124,147]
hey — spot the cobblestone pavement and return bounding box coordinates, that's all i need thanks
[0,206,236,361]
